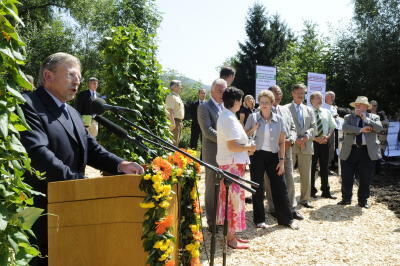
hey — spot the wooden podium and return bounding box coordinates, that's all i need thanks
[47,175,179,266]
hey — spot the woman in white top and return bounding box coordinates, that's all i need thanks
[216,87,256,249]
[245,90,297,230]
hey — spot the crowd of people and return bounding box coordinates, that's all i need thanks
[165,66,387,250]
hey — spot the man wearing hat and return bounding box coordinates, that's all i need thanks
[338,96,383,208]
[75,77,101,138]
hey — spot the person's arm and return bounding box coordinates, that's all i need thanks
[276,132,285,176]
[362,113,384,132]
[226,140,255,153]
[305,108,316,141]
[244,114,258,136]
[165,95,176,129]
[197,103,217,142]
[239,113,246,127]
[342,114,364,135]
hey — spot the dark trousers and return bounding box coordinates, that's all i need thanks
[190,123,201,149]
[251,150,293,225]
[341,146,375,204]
[311,141,331,196]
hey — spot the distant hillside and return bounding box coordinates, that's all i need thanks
[161,69,210,90]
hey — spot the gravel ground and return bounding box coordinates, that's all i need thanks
[85,165,400,265]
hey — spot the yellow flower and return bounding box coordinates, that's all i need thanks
[166,246,173,254]
[162,184,172,195]
[176,168,183,176]
[143,174,152,180]
[158,253,169,261]
[153,240,163,249]
[190,224,199,233]
[153,182,164,193]
[140,202,155,208]
[191,249,200,258]
[190,187,197,200]
[152,173,163,183]
[159,201,170,209]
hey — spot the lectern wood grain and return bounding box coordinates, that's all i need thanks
[48,175,178,266]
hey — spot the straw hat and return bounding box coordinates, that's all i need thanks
[349,96,371,109]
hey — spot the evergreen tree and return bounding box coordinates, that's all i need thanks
[232,3,293,96]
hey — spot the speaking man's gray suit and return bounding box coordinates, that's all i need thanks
[265,105,298,211]
[286,102,316,204]
[197,99,220,226]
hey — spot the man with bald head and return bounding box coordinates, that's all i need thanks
[197,78,227,228]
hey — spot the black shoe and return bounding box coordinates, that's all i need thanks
[321,194,337,199]
[283,221,299,230]
[301,202,314,208]
[270,212,277,218]
[328,170,335,176]
[292,211,304,220]
[245,197,252,204]
[358,202,370,209]
[337,200,351,205]
[311,194,318,199]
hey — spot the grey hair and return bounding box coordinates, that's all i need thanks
[211,78,227,91]
[169,80,181,89]
[326,91,335,97]
[310,91,323,100]
[37,52,81,87]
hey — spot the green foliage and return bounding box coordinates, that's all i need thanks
[327,0,400,115]
[0,0,44,264]
[273,22,330,104]
[97,25,171,163]
[232,3,294,96]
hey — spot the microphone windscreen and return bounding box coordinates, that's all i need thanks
[94,115,128,138]
[91,98,106,115]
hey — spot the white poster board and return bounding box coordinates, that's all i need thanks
[306,72,326,105]
[255,65,276,103]
[384,122,400,157]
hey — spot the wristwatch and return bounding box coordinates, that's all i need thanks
[279,157,285,161]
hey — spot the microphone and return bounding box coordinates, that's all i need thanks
[91,98,135,115]
[93,115,155,155]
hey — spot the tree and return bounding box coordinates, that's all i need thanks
[327,0,400,114]
[274,22,330,104]
[232,3,293,96]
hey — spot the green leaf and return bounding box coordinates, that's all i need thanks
[0,2,24,26]
[10,134,26,153]
[13,231,29,244]
[0,111,8,137]
[0,212,8,231]
[7,84,26,102]
[12,207,43,230]
[8,234,19,253]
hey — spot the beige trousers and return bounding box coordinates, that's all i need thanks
[171,118,183,146]
[293,152,312,203]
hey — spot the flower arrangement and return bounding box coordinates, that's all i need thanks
[140,149,203,266]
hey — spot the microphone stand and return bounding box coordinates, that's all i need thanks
[113,113,259,266]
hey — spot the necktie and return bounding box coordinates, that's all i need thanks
[61,104,74,131]
[272,106,277,114]
[296,104,304,128]
[91,91,97,99]
[356,117,363,145]
[315,109,323,137]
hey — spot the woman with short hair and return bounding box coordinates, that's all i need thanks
[216,87,256,249]
[245,90,298,229]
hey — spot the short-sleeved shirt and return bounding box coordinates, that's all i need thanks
[244,111,285,153]
[216,109,250,165]
[165,92,185,120]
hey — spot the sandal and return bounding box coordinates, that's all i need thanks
[236,238,249,243]
[227,239,249,249]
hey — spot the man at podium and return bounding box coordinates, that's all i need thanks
[20,52,144,266]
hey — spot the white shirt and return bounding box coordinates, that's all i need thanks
[216,109,250,165]
[261,121,273,151]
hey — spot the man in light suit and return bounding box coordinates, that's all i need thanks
[338,96,383,208]
[286,84,316,208]
[20,52,144,266]
[197,78,227,228]
[266,85,303,220]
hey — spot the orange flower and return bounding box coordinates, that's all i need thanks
[190,257,201,266]
[152,157,172,180]
[193,200,202,214]
[1,31,11,41]
[193,232,203,242]
[165,260,175,266]
[155,215,174,235]
[194,162,201,174]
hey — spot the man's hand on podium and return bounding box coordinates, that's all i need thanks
[118,161,145,175]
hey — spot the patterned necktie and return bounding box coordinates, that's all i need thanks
[315,109,323,137]
[272,106,277,114]
[356,117,363,145]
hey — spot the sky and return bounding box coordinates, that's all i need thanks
[155,0,354,86]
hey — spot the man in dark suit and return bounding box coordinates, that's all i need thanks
[338,96,383,208]
[188,88,206,149]
[197,78,227,228]
[20,52,144,265]
[75,77,101,138]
